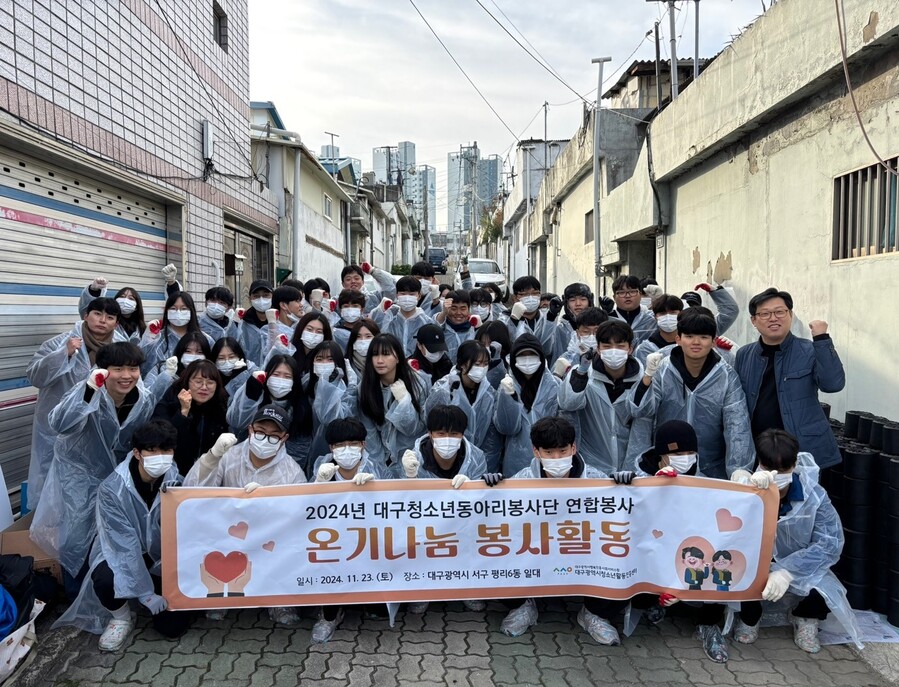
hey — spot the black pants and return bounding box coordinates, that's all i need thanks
[91,560,193,639]
[740,589,830,627]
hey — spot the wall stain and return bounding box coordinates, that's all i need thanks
[863,12,879,44]
[692,246,701,273]
[713,251,734,284]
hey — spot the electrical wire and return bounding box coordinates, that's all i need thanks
[834,0,899,178]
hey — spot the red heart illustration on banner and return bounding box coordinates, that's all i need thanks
[262,541,275,552]
[228,521,249,540]
[203,551,248,583]
[652,529,663,539]
[716,509,743,532]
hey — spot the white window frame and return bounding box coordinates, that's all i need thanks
[323,193,333,220]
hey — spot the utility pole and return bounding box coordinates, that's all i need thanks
[694,0,700,80]
[654,22,663,107]
[324,131,339,178]
[522,143,534,277]
[646,0,679,99]
[543,101,549,172]
[591,56,612,297]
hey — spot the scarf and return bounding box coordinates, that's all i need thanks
[81,325,114,366]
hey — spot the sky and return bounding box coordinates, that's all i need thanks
[247,0,768,231]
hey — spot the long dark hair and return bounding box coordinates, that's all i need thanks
[510,334,546,412]
[161,292,202,358]
[114,286,146,337]
[456,340,489,378]
[264,353,306,434]
[347,318,380,352]
[174,359,228,417]
[359,333,422,424]
[290,311,333,371]
[210,336,246,381]
[305,341,348,399]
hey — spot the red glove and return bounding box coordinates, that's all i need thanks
[148,319,162,335]
[236,308,246,320]
[361,262,372,274]
[252,371,267,384]
[655,466,678,478]
[327,299,337,312]
[87,369,109,390]
[715,336,734,351]
[694,283,713,292]
[659,592,678,607]
[469,315,482,328]
[381,298,393,311]
[278,334,289,347]
[408,358,420,371]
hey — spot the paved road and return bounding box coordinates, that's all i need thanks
[22,600,891,686]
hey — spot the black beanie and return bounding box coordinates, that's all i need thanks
[654,420,698,456]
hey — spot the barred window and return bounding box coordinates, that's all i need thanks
[832,159,899,260]
[213,2,228,53]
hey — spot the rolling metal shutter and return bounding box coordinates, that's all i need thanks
[0,146,169,499]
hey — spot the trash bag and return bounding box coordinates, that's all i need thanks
[0,554,35,633]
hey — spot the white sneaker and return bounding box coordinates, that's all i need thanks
[577,606,620,646]
[792,616,820,653]
[733,618,759,644]
[407,601,429,614]
[312,609,344,644]
[98,615,135,652]
[500,598,538,637]
[462,599,486,612]
[269,607,300,626]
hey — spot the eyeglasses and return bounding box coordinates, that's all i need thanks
[189,378,217,389]
[615,290,639,298]
[252,431,283,445]
[754,308,791,321]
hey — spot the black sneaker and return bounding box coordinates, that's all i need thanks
[698,624,728,663]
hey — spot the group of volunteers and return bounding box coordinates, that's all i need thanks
[23,256,853,661]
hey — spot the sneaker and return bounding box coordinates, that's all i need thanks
[577,607,621,646]
[312,609,344,644]
[698,624,728,663]
[500,598,538,637]
[407,601,429,614]
[205,609,227,621]
[463,599,486,612]
[269,607,300,626]
[644,605,666,626]
[791,616,821,653]
[733,618,759,644]
[98,615,135,652]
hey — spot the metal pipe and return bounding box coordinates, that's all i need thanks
[293,148,302,280]
[654,22,663,107]
[591,57,612,295]
[668,0,678,98]
[694,0,700,80]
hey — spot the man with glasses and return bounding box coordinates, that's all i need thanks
[609,275,656,345]
[734,288,845,470]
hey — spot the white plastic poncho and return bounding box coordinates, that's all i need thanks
[512,456,606,480]
[30,378,158,577]
[304,371,358,471]
[440,322,476,363]
[139,326,213,376]
[236,318,268,367]
[630,355,755,479]
[377,307,435,358]
[199,312,239,343]
[610,306,657,345]
[54,459,181,634]
[492,369,560,477]
[404,436,487,481]
[503,314,557,359]
[426,369,503,473]
[359,374,429,476]
[183,439,306,488]
[25,321,127,505]
[361,267,398,314]
[634,340,737,368]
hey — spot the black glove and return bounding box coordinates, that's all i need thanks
[599,296,615,314]
[611,471,634,485]
[483,473,504,487]
[546,296,563,322]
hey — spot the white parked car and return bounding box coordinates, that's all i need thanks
[455,258,507,297]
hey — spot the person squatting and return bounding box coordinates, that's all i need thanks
[25,261,852,662]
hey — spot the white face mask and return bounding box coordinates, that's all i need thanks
[579,334,597,350]
[205,302,227,319]
[397,295,418,312]
[216,359,237,375]
[467,365,489,383]
[287,311,301,324]
[313,361,335,379]
[354,339,372,356]
[301,330,325,349]
[641,297,653,309]
[419,279,431,294]
[181,353,205,366]
[433,437,462,459]
[251,297,272,312]
[423,349,444,363]
[667,453,697,474]
[167,309,191,326]
[657,314,679,333]
[600,348,628,369]
[267,377,293,398]
[520,295,540,313]
[333,445,363,470]
[249,434,282,459]
[471,305,490,319]
[540,455,573,477]
[539,307,550,317]
[141,453,173,478]
[773,471,794,490]
[116,297,137,315]
[515,356,542,375]
[341,307,362,323]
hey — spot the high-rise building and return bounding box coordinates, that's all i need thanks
[373,141,417,187]
[447,143,480,246]
[477,154,503,215]
[406,164,436,234]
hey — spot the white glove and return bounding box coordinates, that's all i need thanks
[91,276,108,291]
[161,264,178,284]
[401,450,420,478]
[265,308,278,325]
[244,482,262,493]
[233,359,247,370]
[429,284,439,301]
[311,289,325,307]
[644,352,664,378]
[316,463,339,483]
[451,474,469,489]
[749,470,777,490]
[500,376,516,396]
[211,433,238,459]
[762,569,793,601]
[87,369,109,391]
[390,380,409,403]
[140,593,168,615]
[730,469,752,486]
[164,356,178,377]
[510,302,526,321]
[352,472,375,486]
[552,357,571,378]
[644,284,664,300]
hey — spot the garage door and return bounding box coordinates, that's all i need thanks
[0,146,169,501]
